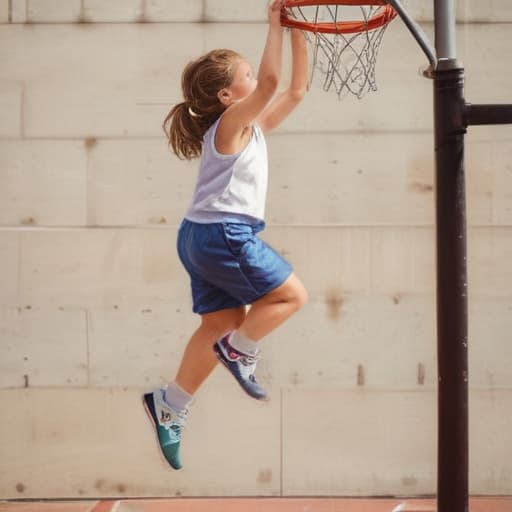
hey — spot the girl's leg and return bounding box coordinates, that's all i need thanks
[213,273,307,400]
[174,305,246,395]
[238,272,308,341]
[142,306,245,471]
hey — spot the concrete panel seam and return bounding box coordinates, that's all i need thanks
[2,224,512,230]
[86,309,91,386]
[20,81,25,137]
[17,232,21,305]
[279,387,283,497]
[85,137,92,226]
[79,0,86,24]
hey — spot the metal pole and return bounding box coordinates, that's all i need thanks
[465,103,512,125]
[433,1,469,511]
[434,0,457,59]
[385,3,512,511]
[434,62,469,512]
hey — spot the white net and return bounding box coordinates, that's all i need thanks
[285,4,395,99]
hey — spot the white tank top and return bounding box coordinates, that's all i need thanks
[184,115,268,223]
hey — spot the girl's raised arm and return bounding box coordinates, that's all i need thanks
[215,1,284,153]
[256,28,308,133]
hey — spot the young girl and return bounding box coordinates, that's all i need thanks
[143,0,308,470]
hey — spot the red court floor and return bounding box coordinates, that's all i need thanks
[0,497,510,512]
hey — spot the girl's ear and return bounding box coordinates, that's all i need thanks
[217,88,232,106]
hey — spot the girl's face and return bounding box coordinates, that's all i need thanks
[221,59,257,105]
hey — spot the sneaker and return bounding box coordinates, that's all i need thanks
[213,335,268,401]
[142,388,188,470]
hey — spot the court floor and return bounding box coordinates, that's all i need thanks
[0,497,510,512]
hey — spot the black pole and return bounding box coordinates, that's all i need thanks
[434,61,469,512]
[393,3,512,511]
[465,103,512,126]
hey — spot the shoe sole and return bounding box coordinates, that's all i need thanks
[213,344,268,401]
[142,394,182,470]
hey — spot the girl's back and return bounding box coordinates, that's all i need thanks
[185,116,268,224]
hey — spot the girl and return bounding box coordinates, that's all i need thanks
[143,0,308,470]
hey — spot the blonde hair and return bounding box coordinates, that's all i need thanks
[163,49,242,160]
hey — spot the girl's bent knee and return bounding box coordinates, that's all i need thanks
[295,287,308,310]
[285,281,308,311]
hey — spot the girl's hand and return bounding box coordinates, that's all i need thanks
[268,0,284,29]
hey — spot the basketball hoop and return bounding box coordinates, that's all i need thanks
[281,1,397,98]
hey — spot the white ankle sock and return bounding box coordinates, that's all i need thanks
[229,331,259,356]
[165,382,192,413]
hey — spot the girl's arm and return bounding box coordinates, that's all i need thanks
[215,1,284,153]
[257,28,308,133]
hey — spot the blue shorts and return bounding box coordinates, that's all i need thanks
[177,219,293,315]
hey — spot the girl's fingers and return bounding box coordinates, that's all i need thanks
[270,0,283,11]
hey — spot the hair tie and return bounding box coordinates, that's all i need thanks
[187,105,199,118]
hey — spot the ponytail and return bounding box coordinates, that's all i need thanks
[163,49,242,160]
[163,102,204,160]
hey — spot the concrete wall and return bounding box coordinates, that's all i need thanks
[1,0,511,500]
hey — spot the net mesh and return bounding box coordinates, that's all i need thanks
[284,4,395,99]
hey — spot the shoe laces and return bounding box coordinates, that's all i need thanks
[239,352,260,367]
[176,408,189,426]
[160,390,189,428]
[237,353,262,383]
[169,408,188,434]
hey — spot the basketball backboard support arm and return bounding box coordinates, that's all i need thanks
[387,0,437,72]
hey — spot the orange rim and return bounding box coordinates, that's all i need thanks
[281,1,397,34]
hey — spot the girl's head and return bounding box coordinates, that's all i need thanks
[163,49,256,160]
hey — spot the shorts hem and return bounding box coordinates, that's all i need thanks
[246,267,294,305]
[192,267,293,315]
[193,301,244,315]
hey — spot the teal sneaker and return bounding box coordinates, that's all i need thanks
[142,388,188,470]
